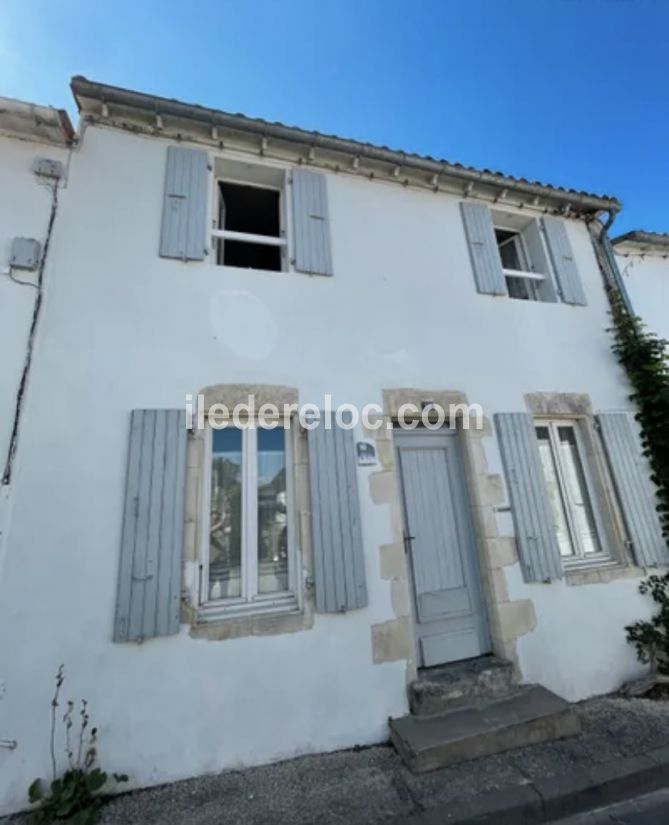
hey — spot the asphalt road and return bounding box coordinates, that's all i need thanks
[554,789,669,824]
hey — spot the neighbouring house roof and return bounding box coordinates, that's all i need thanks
[70,76,621,218]
[612,230,669,257]
[0,96,74,146]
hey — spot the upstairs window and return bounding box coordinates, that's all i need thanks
[492,214,557,302]
[494,227,541,301]
[212,159,286,272]
[460,202,585,305]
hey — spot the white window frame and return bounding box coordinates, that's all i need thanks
[535,419,611,569]
[495,222,546,301]
[198,423,299,622]
[211,175,288,271]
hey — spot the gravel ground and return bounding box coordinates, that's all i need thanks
[4,696,669,825]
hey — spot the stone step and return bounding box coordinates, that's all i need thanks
[390,684,581,773]
[409,655,516,716]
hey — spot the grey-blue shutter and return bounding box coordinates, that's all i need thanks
[542,217,586,305]
[597,412,668,567]
[307,412,367,611]
[159,146,209,261]
[114,409,187,642]
[292,168,333,276]
[495,413,563,582]
[460,202,507,296]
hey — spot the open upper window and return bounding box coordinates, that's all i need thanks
[491,211,557,303]
[494,228,539,301]
[460,202,587,304]
[212,159,286,272]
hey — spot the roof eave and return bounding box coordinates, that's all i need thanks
[70,76,620,216]
[612,230,669,256]
[0,96,74,146]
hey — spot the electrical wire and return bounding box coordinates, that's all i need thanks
[2,180,59,485]
[8,267,38,289]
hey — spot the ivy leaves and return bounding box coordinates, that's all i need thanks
[609,290,669,538]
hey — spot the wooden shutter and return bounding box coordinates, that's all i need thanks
[307,412,367,611]
[460,202,507,296]
[495,413,563,582]
[159,146,209,261]
[542,218,586,306]
[597,412,668,567]
[114,410,187,642]
[292,168,333,276]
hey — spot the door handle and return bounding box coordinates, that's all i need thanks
[403,533,415,553]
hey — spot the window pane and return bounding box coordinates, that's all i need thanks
[219,182,280,237]
[556,427,601,555]
[257,427,289,594]
[495,229,522,270]
[219,239,282,272]
[536,427,574,557]
[506,275,534,301]
[209,428,243,600]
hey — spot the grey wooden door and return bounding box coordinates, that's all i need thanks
[395,429,490,668]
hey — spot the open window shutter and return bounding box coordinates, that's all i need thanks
[114,409,187,642]
[521,220,557,303]
[307,412,367,611]
[495,413,563,582]
[597,412,668,567]
[159,146,209,261]
[292,168,333,276]
[460,202,507,296]
[542,218,586,305]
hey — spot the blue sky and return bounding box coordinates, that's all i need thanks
[2,0,667,233]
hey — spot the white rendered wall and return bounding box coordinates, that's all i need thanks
[0,124,653,813]
[616,251,669,339]
[0,136,69,487]
[0,134,70,606]
[0,133,70,810]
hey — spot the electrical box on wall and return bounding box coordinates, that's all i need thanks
[33,157,63,179]
[9,237,41,271]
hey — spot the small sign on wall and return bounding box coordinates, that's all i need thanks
[356,441,377,467]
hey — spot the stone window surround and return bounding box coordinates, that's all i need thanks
[181,384,315,641]
[523,392,642,584]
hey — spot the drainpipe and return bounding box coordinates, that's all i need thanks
[589,209,635,316]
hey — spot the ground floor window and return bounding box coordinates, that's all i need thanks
[535,419,608,565]
[200,424,297,617]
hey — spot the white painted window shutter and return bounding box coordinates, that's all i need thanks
[597,412,668,567]
[495,413,563,582]
[114,409,187,642]
[292,168,333,276]
[307,412,367,611]
[159,146,209,261]
[460,202,507,296]
[542,218,586,305]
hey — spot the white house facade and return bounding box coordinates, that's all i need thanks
[613,231,669,339]
[0,78,665,814]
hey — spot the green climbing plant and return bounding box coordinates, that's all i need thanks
[625,572,669,675]
[608,288,669,540]
[609,285,669,672]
